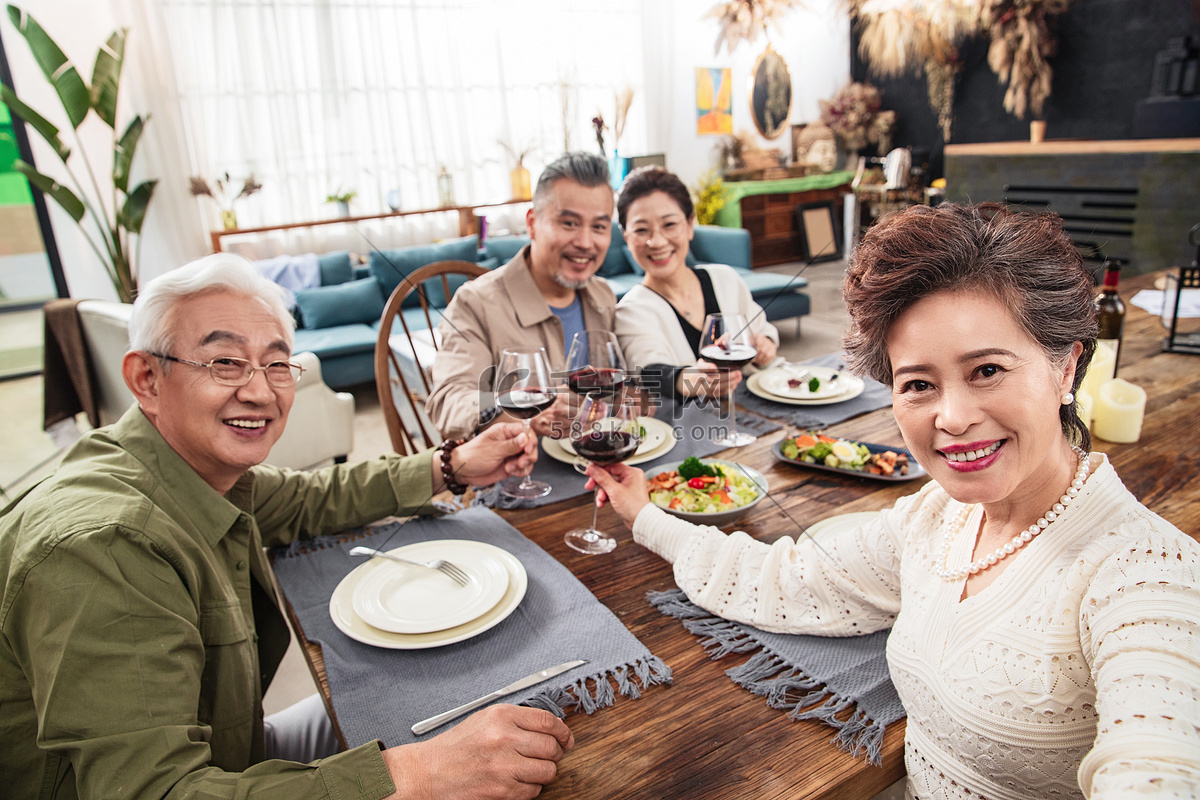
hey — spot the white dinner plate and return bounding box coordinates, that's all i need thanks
[747,369,865,406]
[758,366,851,400]
[542,416,677,467]
[331,542,527,649]
[805,511,880,540]
[352,540,511,634]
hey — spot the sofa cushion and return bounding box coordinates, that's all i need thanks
[370,236,479,305]
[293,323,378,359]
[318,251,355,285]
[294,277,385,330]
[597,226,634,277]
[483,236,528,266]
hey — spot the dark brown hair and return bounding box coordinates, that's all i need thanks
[616,165,694,228]
[842,202,1097,449]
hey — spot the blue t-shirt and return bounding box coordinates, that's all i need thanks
[550,293,587,356]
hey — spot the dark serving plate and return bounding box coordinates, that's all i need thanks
[770,439,927,482]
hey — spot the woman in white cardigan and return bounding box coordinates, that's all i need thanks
[591,203,1200,798]
[614,166,778,401]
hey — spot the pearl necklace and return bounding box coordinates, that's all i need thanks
[935,449,1091,582]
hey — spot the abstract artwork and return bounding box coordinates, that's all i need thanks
[696,68,733,135]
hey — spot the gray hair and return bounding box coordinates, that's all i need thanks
[532,152,611,214]
[128,253,295,356]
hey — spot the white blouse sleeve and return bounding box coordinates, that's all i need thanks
[631,489,922,636]
[1077,522,1200,797]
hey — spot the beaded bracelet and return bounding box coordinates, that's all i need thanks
[438,438,469,495]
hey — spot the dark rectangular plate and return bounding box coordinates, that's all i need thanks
[771,439,927,482]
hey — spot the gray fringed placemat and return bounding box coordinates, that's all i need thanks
[648,588,904,766]
[736,353,893,430]
[270,506,671,748]
[477,399,780,509]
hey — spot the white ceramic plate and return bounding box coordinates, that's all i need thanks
[747,369,865,406]
[758,366,851,400]
[542,416,677,467]
[331,542,527,649]
[805,511,881,539]
[352,540,511,634]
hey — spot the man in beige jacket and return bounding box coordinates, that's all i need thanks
[428,152,619,440]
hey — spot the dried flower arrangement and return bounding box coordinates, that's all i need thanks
[592,114,608,157]
[612,86,634,154]
[499,139,536,168]
[983,0,1070,119]
[818,83,896,154]
[705,0,800,55]
[189,172,262,212]
[847,0,1071,130]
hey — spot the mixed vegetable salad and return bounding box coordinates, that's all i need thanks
[779,432,909,477]
[647,457,762,514]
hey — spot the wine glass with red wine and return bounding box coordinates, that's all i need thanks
[496,346,559,499]
[564,395,642,554]
[699,312,757,447]
[565,330,627,401]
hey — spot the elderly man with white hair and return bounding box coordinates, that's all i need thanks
[0,254,573,800]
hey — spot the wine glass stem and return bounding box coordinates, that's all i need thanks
[725,382,738,438]
[518,420,536,489]
[589,490,601,533]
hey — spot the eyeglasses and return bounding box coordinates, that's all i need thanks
[150,353,305,387]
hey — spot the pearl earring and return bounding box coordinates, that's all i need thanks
[1061,391,1075,405]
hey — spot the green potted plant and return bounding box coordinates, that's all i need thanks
[324,188,357,217]
[0,4,156,303]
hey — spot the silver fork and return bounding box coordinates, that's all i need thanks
[348,546,470,586]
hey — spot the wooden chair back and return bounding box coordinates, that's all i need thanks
[374,259,490,455]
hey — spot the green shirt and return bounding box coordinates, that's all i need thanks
[0,407,439,799]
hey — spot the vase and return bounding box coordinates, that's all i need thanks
[336,200,351,217]
[220,209,238,230]
[609,150,632,189]
[510,165,531,201]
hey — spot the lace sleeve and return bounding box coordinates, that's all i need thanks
[632,493,917,635]
[1077,523,1200,797]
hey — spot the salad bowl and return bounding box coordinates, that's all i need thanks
[643,458,768,527]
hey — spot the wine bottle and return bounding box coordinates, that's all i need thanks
[1095,259,1126,376]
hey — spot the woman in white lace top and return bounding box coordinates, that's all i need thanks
[590,203,1200,799]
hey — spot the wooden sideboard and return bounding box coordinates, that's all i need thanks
[714,173,854,268]
[944,139,1200,276]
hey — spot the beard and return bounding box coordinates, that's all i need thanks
[553,272,591,290]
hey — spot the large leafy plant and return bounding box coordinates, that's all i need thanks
[1,4,155,302]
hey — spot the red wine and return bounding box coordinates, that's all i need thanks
[497,389,556,420]
[571,430,639,464]
[567,366,626,398]
[699,344,756,371]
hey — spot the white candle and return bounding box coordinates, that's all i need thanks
[1076,388,1093,429]
[1080,341,1117,401]
[1094,379,1147,443]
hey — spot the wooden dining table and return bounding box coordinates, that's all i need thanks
[277,268,1200,800]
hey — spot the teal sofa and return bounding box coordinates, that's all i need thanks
[290,226,810,389]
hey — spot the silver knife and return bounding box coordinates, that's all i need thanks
[410,659,587,735]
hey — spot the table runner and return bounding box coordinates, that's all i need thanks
[479,399,780,509]
[648,588,904,766]
[736,353,894,430]
[270,505,671,748]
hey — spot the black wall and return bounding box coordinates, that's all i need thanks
[850,0,1200,179]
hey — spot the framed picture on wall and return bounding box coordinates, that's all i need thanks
[696,68,733,135]
[795,200,841,263]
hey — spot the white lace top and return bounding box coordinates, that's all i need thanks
[632,454,1200,798]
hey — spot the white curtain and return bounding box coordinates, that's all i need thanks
[153,0,648,256]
